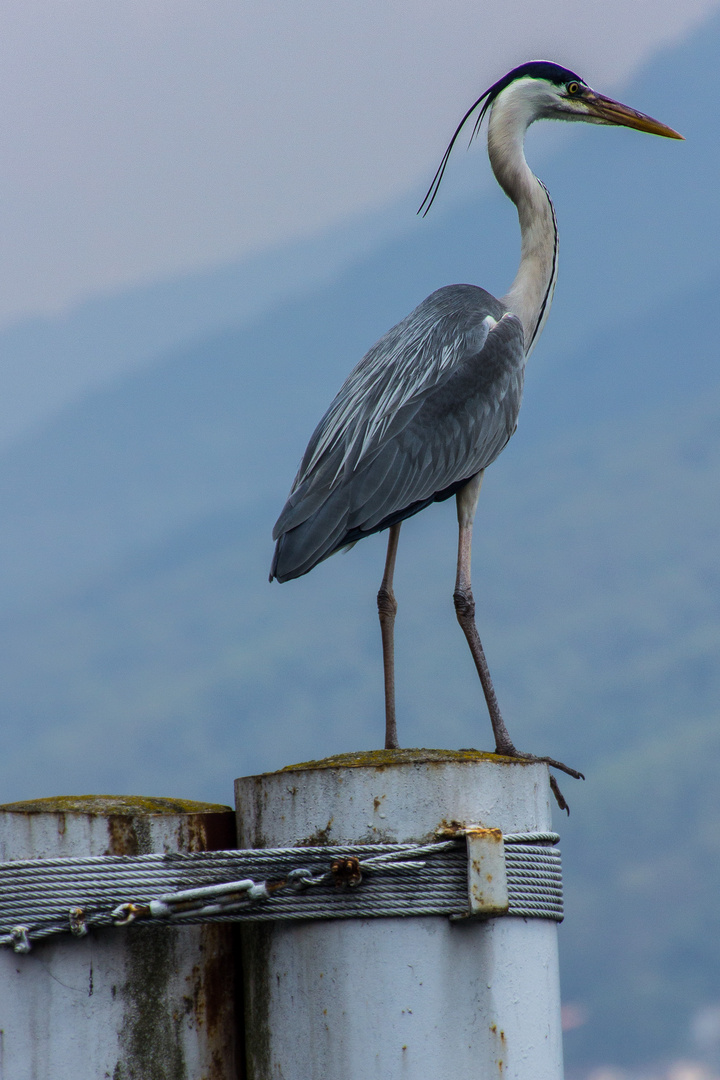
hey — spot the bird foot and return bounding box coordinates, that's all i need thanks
[494,747,584,814]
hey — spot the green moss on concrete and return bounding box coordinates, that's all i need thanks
[277,747,531,774]
[0,794,232,815]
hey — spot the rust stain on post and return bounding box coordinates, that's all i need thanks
[297,817,334,846]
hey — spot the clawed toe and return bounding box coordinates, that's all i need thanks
[549,774,570,814]
[526,755,584,781]
[496,748,584,814]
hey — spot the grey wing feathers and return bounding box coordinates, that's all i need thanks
[271,285,525,582]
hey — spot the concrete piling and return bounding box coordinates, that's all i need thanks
[235,748,564,1080]
[0,795,242,1080]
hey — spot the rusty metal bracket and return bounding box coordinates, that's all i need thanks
[462,827,509,919]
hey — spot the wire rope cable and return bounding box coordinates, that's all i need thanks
[0,832,563,951]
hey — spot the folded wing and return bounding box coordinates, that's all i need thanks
[271,285,525,582]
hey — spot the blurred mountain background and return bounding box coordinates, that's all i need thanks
[0,16,718,1077]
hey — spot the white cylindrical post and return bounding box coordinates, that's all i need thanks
[235,749,564,1080]
[0,795,242,1080]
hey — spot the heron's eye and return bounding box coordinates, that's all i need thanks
[566,82,580,96]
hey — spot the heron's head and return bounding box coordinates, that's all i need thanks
[420,60,682,215]
[489,61,684,138]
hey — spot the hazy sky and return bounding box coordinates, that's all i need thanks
[0,0,716,329]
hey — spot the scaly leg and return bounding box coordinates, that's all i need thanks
[378,523,401,750]
[452,473,518,754]
[452,473,583,812]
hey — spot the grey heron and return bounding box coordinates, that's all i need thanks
[270,61,682,808]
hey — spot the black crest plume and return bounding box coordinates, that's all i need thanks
[418,61,583,216]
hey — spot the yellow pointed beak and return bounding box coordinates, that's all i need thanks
[582,91,684,139]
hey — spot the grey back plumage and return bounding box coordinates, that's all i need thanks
[270,284,525,582]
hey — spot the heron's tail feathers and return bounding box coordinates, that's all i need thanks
[270,488,351,582]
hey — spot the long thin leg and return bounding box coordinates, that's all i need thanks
[452,473,518,756]
[377,523,401,750]
[452,474,583,812]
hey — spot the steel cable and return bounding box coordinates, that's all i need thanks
[0,832,562,950]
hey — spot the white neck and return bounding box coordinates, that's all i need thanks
[487,82,559,356]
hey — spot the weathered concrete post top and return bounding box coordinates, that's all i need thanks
[235,748,564,1080]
